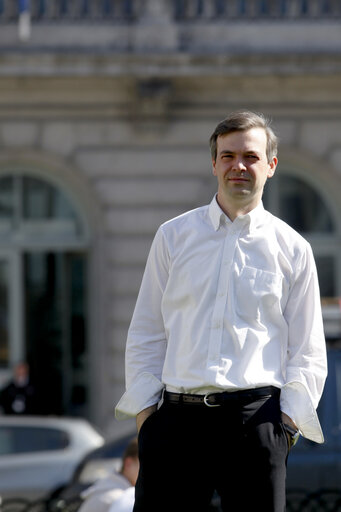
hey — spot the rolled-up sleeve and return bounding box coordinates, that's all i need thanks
[280,243,327,443]
[115,227,169,419]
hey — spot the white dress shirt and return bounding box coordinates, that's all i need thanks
[116,196,327,443]
[79,473,131,512]
[108,488,135,512]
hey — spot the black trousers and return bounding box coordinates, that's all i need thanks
[134,388,289,512]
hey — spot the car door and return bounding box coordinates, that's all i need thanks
[0,423,71,500]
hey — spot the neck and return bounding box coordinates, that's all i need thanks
[216,192,260,221]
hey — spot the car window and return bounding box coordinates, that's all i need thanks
[0,426,70,455]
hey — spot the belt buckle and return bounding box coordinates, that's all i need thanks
[203,393,221,407]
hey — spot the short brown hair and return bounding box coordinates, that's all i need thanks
[209,111,278,162]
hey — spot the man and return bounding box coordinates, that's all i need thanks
[115,111,327,512]
[79,437,139,512]
[0,362,38,415]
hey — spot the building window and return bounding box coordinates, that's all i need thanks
[0,175,82,242]
[0,174,89,416]
[263,173,339,302]
[0,259,10,367]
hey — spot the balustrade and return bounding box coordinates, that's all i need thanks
[174,0,341,19]
[0,0,137,21]
[0,0,340,22]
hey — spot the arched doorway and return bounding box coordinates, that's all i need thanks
[0,173,90,416]
[263,165,341,340]
[263,172,337,298]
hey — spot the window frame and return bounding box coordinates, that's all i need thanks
[0,172,90,415]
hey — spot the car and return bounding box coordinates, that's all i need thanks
[0,416,104,502]
[49,433,136,503]
[286,347,341,503]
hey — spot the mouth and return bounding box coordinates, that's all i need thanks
[227,177,250,182]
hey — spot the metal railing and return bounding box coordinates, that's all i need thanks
[0,495,83,512]
[213,489,341,511]
[286,489,341,512]
[2,491,341,512]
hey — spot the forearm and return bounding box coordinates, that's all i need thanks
[284,247,327,409]
[136,404,157,433]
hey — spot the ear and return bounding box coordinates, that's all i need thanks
[124,457,132,468]
[212,159,217,176]
[267,156,278,178]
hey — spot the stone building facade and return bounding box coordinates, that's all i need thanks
[0,0,340,437]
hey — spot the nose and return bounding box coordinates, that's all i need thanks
[232,158,247,173]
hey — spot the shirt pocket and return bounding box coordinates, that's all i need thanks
[234,266,282,322]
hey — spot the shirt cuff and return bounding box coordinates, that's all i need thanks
[280,380,324,444]
[115,372,164,420]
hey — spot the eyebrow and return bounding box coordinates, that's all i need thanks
[219,149,261,156]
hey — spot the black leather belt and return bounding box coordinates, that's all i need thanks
[163,386,279,407]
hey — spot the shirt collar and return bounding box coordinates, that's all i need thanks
[208,195,267,233]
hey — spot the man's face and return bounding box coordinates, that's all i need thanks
[212,127,277,209]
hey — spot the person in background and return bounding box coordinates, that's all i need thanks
[115,111,327,512]
[0,362,38,415]
[108,487,135,512]
[79,437,139,512]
